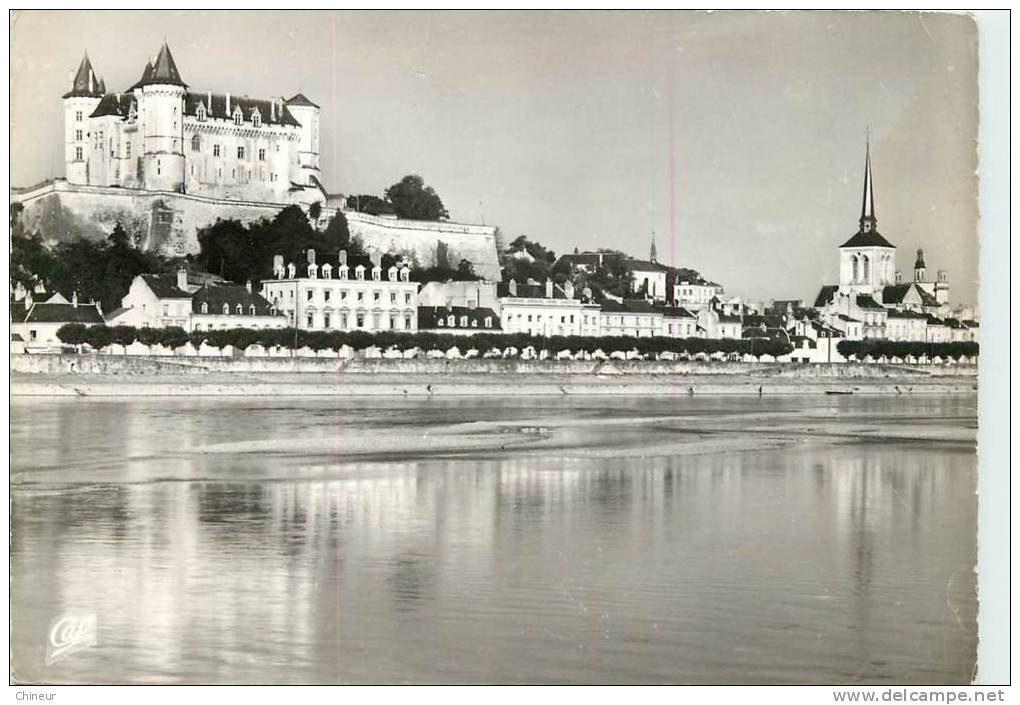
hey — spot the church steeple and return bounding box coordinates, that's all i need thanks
[649,231,658,263]
[859,132,877,234]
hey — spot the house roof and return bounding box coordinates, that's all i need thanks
[628,259,670,273]
[886,309,927,319]
[840,229,896,248]
[881,283,913,304]
[836,314,861,322]
[10,301,27,322]
[856,294,887,311]
[286,93,319,109]
[24,303,104,324]
[718,313,743,324]
[90,92,136,119]
[813,285,838,307]
[141,274,192,299]
[417,305,501,330]
[656,306,698,319]
[184,92,301,127]
[192,284,278,316]
[497,281,572,300]
[600,299,660,314]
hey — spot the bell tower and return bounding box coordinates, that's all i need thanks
[63,53,104,184]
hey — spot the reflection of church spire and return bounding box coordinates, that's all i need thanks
[649,231,658,263]
[859,131,877,233]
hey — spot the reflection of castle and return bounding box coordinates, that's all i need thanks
[62,43,322,205]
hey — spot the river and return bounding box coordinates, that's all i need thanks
[10,394,977,684]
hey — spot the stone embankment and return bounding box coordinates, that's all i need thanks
[11,354,978,397]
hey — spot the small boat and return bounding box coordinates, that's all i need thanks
[825,390,853,395]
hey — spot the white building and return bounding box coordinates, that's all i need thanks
[108,270,286,332]
[658,306,700,338]
[696,306,742,339]
[261,250,419,332]
[599,300,663,338]
[417,305,501,335]
[674,279,725,312]
[10,291,104,349]
[629,259,669,302]
[62,43,322,204]
[497,279,601,337]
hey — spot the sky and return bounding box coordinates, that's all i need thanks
[9,10,980,305]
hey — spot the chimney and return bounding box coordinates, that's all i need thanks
[24,290,33,309]
[177,268,188,291]
[245,280,252,294]
[338,250,348,266]
[508,279,517,297]
[207,89,212,111]
[545,279,553,298]
[583,286,592,301]
[226,92,231,114]
[287,262,296,278]
[468,297,477,309]
[307,248,316,264]
[72,291,78,308]
[271,99,276,121]
[564,281,575,299]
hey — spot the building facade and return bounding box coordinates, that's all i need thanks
[63,44,322,205]
[496,280,601,337]
[261,251,419,332]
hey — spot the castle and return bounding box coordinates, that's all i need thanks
[11,42,502,280]
[62,43,323,205]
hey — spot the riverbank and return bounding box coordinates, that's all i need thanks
[10,354,978,397]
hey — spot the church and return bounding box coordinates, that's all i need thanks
[813,141,955,340]
[62,42,323,205]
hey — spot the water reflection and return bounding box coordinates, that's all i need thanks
[10,396,977,684]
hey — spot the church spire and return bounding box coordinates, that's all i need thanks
[649,231,658,263]
[859,130,877,233]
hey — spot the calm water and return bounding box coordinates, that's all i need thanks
[10,395,977,684]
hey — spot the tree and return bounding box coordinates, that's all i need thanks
[308,201,322,221]
[346,194,395,216]
[384,174,449,221]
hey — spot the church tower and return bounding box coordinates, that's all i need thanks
[63,53,104,184]
[135,42,187,193]
[837,137,896,296]
[649,232,658,263]
[914,248,926,282]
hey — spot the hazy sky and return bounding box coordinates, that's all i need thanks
[10,10,980,304]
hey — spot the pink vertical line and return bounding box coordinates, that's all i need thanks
[667,56,677,272]
[332,11,338,193]
[330,10,342,682]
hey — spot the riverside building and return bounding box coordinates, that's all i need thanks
[261,251,419,332]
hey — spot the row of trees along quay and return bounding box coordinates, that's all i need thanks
[836,339,979,361]
[56,324,977,361]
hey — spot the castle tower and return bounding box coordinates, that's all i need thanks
[837,136,896,296]
[285,93,321,188]
[135,42,187,193]
[63,53,104,184]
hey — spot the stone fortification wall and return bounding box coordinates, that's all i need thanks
[345,212,501,281]
[13,182,502,281]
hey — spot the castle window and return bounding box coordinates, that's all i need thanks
[196,104,207,121]
[191,135,201,151]
[237,146,245,160]
[252,111,261,128]
[75,147,83,161]
[213,144,221,157]
[126,143,131,158]
[222,303,230,315]
[258,149,265,161]
[233,108,243,126]
[75,129,82,141]
[75,111,82,122]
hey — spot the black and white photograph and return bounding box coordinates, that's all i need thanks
[7,9,1010,693]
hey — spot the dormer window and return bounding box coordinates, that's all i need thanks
[448,315,456,327]
[484,317,492,328]
[460,316,468,327]
[191,134,201,152]
[196,104,207,121]
[201,302,209,314]
[437,319,445,327]
[233,107,244,126]
[222,303,230,315]
[251,109,261,128]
